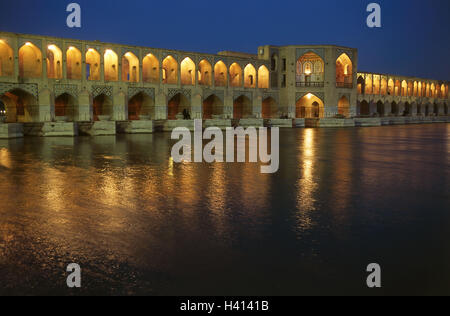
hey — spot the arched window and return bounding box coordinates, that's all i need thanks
[336,53,353,87]
[143,53,159,83]
[47,44,63,79]
[122,52,139,82]
[244,64,256,88]
[104,49,118,81]
[86,48,100,80]
[258,65,269,89]
[162,55,178,84]
[181,57,195,85]
[198,59,212,86]
[229,63,242,87]
[296,52,324,85]
[0,40,14,77]
[66,46,82,80]
[19,42,42,78]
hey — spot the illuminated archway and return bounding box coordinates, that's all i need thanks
[86,48,100,80]
[262,97,277,119]
[357,76,365,94]
[413,81,418,97]
[380,78,387,95]
[122,52,139,82]
[162,55,178,84]
[233,95,252,119]
[258,65,269,89]
[128,92,155,120]
[441,84,446,99]
[244,64,256,88]
[168,93,190,120]
[66,46,81,80]
[296,93,324,118]
[203,94,223,119]
[296,52,324,84]
[104,49,118,81]
[214,61,227,86]
[407,81,413,96]
[47,44,63,79]
[0,89,38,122]
[401,80,407,96]
[229,63,242,87]
[388,79,394,95]
[336,53,353,86]
[55,93,77,121]
[373,76,380,94]
[395,80,401,96]
[365,76,373,94]
[19,42,42,78]
[337,96,350,117]
[181,57,195,85]
[0,40,14,77]
[198,59,212,86]
[143,53,159,83]
[93,94,113,121]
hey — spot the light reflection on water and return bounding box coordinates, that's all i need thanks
[0,124,449,295]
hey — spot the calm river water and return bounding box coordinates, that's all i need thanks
[0,124,449,295]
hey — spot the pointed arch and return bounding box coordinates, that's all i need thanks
[258,65,269,89]
[365,75,373,94]
[296,93,324,118]
[162,55,178,84]
[55,93,77,121]
[0,88,38,122]
[336,53,353,86]
[0,40,14,77]
[143,53,159,83]
[86,48,100,80]
[296,52,324,85]
[244,64,256,88]
[181,57,195,85]
[203,94,223,119]
[229,63,242,87]
[93,93,113,121]
[19,42,42,78]
[198,59,212,86]
[401,80,407,96]
[66,46,82,80]
[380,78,387,95]
[104,49,118,81]
[122,52,139,82]
[47,44,63,79]
[168,93,190,119]
[214,61,227,87]
[128,92,155,120]
[262,97,277,119]
[233,95,252,119]
[388,79,394,95]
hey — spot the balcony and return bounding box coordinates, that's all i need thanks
[336,82,353,89]
[296,81,324,88]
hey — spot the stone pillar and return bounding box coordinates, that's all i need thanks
[384,102,392,116]
[252,95,262,118]
[191,92,202,119]
[324,106,338,118]
[155,90,167,120]
[398,102,405,116]
[38,88,53,122]
[112,91,127,121]
[77,89,92,121]
[224,93,234,119]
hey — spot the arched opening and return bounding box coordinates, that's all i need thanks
[380,78,387,95]
[441,84,446,99]
[143,53,159,83]
[86,48,100,80]
[66,46,82,80]
[359,100,370,116]
[46,44,63,79]
[122,52,139,82]
[373,76,380,94]
[357,76,365,94]
[229,63,242,87]
[391,102,399,116]
[55,93,77,121]
[19,42,42,78]
[401,80,407,96]
[270,54,278,71]
[262,97,277,119]
[168,93,190,120]
[418,82,423,97]
[93,94,113,121]
[203,94,223,119]
[0,40,14,77]
[376,101,385,116]
[337,96,350,117]
[296,52,324,85]
[0,89,38,122]
[365,76,373,94]
[407,81,413,96]
[336,53,353,87]
[404,102,411,116]
[128,92,155,120]
[395,80,401,96]
[433,103,439,116]
[444,103,448,115]
[214,61,227,87]
[258,65,269,89]
[233,95,252,119]
[104,49,118,81]
[417,104,422,115]
[244,64,256,88]
[425,104,430,116]
[181,57,195,85]
[388,79,394,95]
[426,83,431,97]
[162,55,178,84]
[413,81,418,97]
[198,59,212,86]
[296,93,324,118]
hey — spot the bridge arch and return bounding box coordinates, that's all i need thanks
[244,64,256,88]
[365,75,373,94]
[376,100,385,116]
[47,44,63,79]
[0,88,38,122]
[181,57,195,85]
[104,49,118,81]
[0,40,14,77]
[198,59,212,86]
[357,76,365,94]
[296,93,324,118]
[122,52,139,82]
[128,92,155,120]
[214,61,227,87]
[66,46,82,80]
[394,80,401,96]
[336,53,353,86]
[338,96,350,117]
[404,102,411,116]
[258,65,269,89]
[143,53,159,83]
[93,93,113,121]
[388,79,394,95]
[391,101,399,116]
[168,92,190,120]
[55,93,77,121]
[86,48,100,80]
[358,100,370,116]
[19,42,42,78]
[229,63,242,87]
[262,96,277,119]
[380,78,387,95]
[203,94,223,119]
[233,95,252,119]
[163,55,178,84]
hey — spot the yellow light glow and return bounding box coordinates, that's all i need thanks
[307,93,312,99]
[68,46,75,50]
[305,69,311,75]
[25,42,32,46]
[88,48,94,52]
[105,49,114,55]
[48,44,56,50]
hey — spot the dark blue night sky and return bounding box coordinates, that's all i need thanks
[0,0,449,80]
